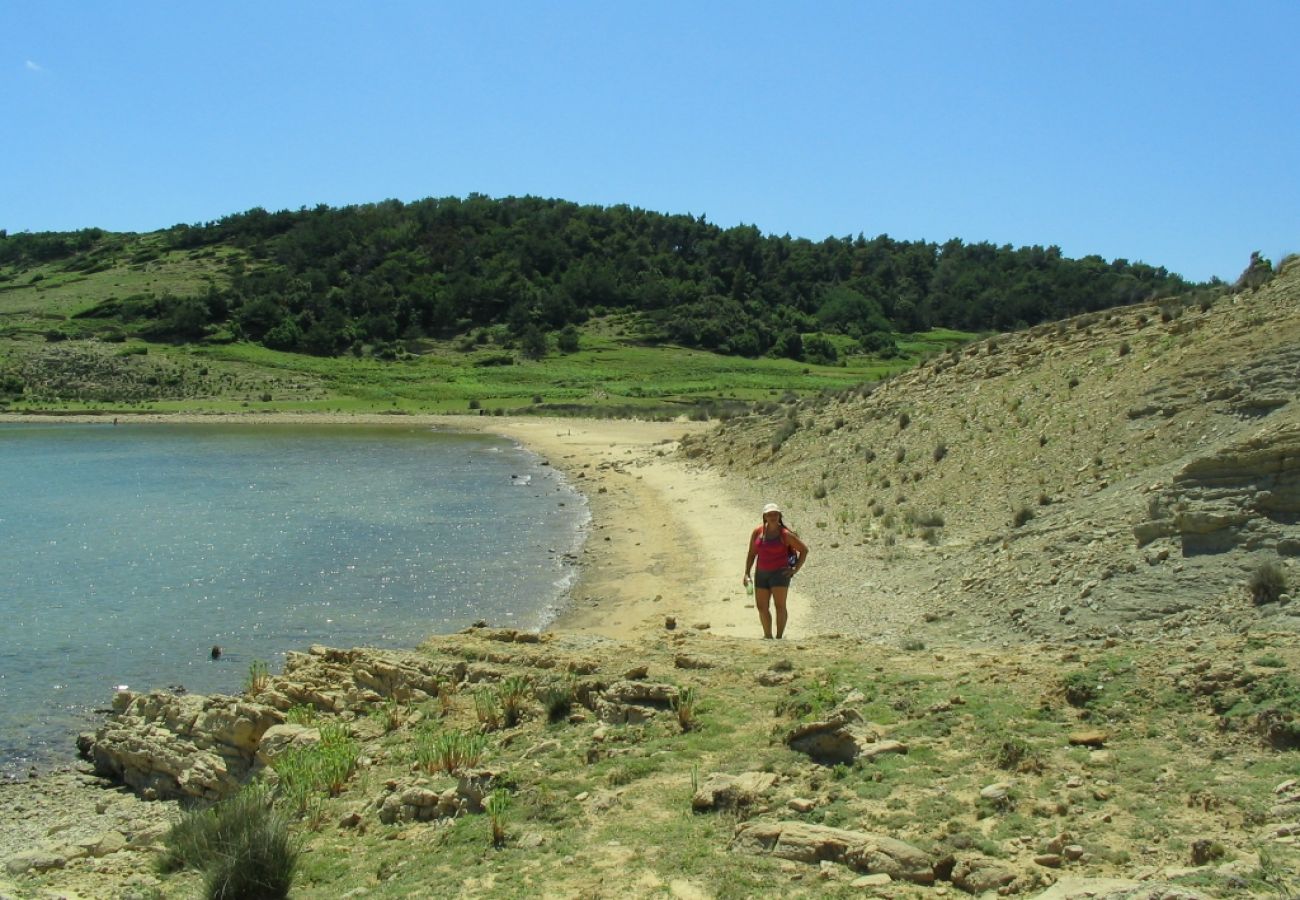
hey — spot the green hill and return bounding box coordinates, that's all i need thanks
[0,195,1207,415]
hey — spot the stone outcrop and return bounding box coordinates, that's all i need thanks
[594,679,679,725]
[77,690,282,802]
[951,854,1018,893]
[731,820,935,884]
[783,709,906,765]
[691,772,777,812]
[78,644,492,802]
[1134,419,1300,555]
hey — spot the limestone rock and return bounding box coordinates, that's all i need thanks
[950,855,1016,893]
[79,690,283,802]
[255,723,320,766]
[784,711,900,765]
[5,848,68,875]
[732,820,934,884]
[691,772,777,812]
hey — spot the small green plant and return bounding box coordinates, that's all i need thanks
[271,722,360,819]
[415,726,489,774]
[1012,506,1035,528]
[372,697,411,732]
[285,704,316,726]
[499,674,532,727]
[244,660,271,696]
[1249,560,1289,605]
[484,788,511,847]
[900,638,925,652]
[671,686,699,732]
[475,688,502,731]
[436,679,458,716]
[1253,654,1286,669]
[932,442,948,462]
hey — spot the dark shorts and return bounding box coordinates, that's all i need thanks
[754,568,792,590]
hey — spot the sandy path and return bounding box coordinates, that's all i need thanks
[469,417,818,641]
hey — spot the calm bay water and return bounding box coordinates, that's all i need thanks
[0,422,586,777]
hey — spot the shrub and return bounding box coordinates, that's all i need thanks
[538,676,577,723]
[1061,672,1097,708]
[1249,560,1289,605]
[913,511,945,528]
[991,736,1039,772]
[158,785,297,900]
[499,675,532,727]
[898,412,910,430]
[770,419,798,453]
[1012,506,1035,528]
[933,442,948,462]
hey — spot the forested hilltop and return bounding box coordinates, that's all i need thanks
[0,195,1193,361]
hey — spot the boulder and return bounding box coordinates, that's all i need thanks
[785,710,902,765]
[951,855,1017,893]
[732,820,934,884]
[691,772,777,812]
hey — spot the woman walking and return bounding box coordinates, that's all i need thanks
[742,502,809,639]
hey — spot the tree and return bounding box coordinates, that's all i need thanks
[556,324,580,353]
[803,333,838,365]
[816,285,891,339]
[519,324,548,360]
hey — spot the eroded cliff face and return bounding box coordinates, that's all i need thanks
[685,261,1300,644]
[1136,417,1300,556]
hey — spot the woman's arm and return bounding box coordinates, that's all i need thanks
[743,528,758,583]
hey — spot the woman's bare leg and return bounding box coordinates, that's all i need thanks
[754,588,774,638]
[771,586,789,638]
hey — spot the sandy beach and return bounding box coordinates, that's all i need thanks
[0,412,817,643]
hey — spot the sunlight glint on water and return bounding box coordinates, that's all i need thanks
[0,423,586,777]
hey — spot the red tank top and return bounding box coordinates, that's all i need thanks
[754,527,791,570]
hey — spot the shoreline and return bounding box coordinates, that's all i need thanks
[1,411,789,644]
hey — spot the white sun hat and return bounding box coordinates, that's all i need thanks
[762,502,781,515]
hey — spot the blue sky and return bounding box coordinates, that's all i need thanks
[3,1,1296,283]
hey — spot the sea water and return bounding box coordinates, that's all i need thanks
[0,422,587,778]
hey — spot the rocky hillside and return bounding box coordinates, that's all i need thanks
[684,259,1300,647]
